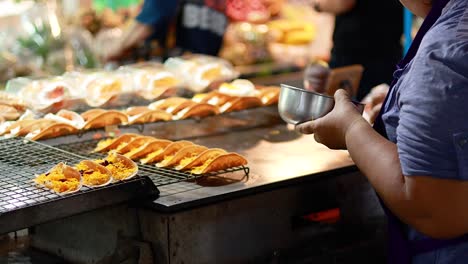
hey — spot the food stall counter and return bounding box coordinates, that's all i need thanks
[151,123,355,212]
[30,123,386,264]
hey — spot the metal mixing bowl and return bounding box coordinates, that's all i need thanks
[278,84,364,125]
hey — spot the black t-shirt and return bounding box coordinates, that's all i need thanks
[175,0,228,56]
[137,0,227,56]
[332,0,403,60]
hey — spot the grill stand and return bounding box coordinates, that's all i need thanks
[31,204,156,263]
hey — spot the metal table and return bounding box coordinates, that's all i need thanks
[152,124,354,211]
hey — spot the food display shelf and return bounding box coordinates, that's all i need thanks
[0,137,159,234]
[54,139,250,188]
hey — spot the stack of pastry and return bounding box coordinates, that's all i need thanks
[1,80,279,141]
[94,134,248,175]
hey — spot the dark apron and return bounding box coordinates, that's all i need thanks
[373,0,468,263]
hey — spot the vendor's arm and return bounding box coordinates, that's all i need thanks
[345,110,468,240]
[117,21,153,53]
[103,0,178,61]
[313,0,356,15]
[296,41,468,239]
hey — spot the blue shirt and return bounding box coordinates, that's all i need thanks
[136,0,227,56]
[136,0,177,45]
[382,0,468,263]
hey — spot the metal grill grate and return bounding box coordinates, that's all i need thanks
[0,138,144,212]
[55,139,250,186]
[0,137,159,234]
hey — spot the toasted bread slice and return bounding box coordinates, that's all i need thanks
[192,91,233,106]
[0,103,21,120]
[220,97,263,113]
[175,148,227,171]
[140,140,193,165]
[81,109,107,121]
[258,86,280,105]
[173,103,220,120]
[13,119,57,137]
[83,110,128,130]
[125,139,172,160]
[117,136,156,155]
[93,133,140,153]
[125,106,150,116]
[27,123,79,141]
[156,145,208,168]
[148,97,189,112]
[128,109,172,125]
[190,153,248,175]
[0,119,36,136]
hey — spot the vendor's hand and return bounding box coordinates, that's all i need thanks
[368,102,383,124]
[361,83,389,124]
[99,41,125,62]
[295,89,365,150]
[303,62,330,93]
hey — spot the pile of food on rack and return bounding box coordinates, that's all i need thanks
[93,134,248,175]
[0,77,279,141]
[0,93,27,123]
[34,134,248,195]
[34,151,138,194]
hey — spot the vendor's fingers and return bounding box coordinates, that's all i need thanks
[314,133,323,144]
[304,80,326,93]
[304,64,330,92]
[369,103,383,124]
[365,84,389,106]
[334,88,351,103]
[304,64,330,79]
[304,80,313,91]
[370,83,390,94]
[369,91,387,106]
[295,120,316,134]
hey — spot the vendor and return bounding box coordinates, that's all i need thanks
[297,0,468,263]
[102,0,228,61]
[306,0,403,100]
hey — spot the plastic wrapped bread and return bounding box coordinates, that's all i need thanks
[66,70,133,108]
[7,76,78,113]
[119,62,182,101]
[164,54,239,93]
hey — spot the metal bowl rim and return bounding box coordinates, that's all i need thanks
[280,84,334,100]
[279,84,365,107]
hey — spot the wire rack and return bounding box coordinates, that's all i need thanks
[0,138,151,214]
[55,139,250,187]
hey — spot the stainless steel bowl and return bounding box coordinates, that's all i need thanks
[278,84,364,125]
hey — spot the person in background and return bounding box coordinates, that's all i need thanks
[102,0,228,61]
[297,0,468,263]
[303,61,390,124]
[305,0,403,100]
[360,83,389,124]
